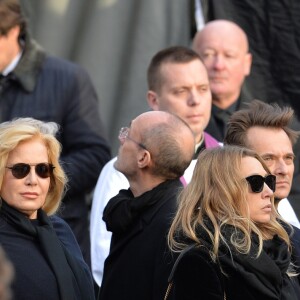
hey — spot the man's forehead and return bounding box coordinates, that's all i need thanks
[246,126,293,149]
[161,59,203,72]
[160,61,208,84]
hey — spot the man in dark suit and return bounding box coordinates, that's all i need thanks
[99,110,195,300]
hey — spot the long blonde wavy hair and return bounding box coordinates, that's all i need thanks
[168,146,291,261]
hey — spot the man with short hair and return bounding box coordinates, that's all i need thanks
[90,46,219,287]
[98,111,195,300]
[224,100,299,226]
[193,19,252,141]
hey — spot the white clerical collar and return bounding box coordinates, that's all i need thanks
[2,51,23,76]
[195,135,204,153]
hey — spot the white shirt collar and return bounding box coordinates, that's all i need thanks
[2,51,22,76]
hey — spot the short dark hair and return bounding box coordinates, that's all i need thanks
[0,0,27,38]
[147,46,202,92]
[224,99,299,147]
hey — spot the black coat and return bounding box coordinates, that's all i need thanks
[171,226,300,300]
[99,179,182,300]
[0,36,111,264]
[290,225,300,286]
[0,205,95,300]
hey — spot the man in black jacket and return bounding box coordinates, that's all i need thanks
[99,110,195,300]
[0,0,111,266]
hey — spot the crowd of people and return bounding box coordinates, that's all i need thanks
[0,0,300,299]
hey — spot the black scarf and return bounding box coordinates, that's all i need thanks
[0,200,95,300]
[199,222,299,299]
[103,179,182,234]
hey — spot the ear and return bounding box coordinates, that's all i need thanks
[147,90,160,111]
[244,53,252,76]
[137,150,151,169]
[9,25,20,40]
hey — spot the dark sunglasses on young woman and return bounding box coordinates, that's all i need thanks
[6,163,55,179]
[245,174,276,193]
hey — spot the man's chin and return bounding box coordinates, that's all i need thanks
[113,159,120,171]
[274,192,289,202]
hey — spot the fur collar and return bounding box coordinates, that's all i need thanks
[12,32,46,92]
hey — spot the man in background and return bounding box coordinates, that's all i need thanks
[193,19,252,141]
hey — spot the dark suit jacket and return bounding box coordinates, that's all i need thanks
[206,87,253,142]
[99,180,181,300]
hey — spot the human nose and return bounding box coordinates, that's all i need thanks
[273,159,288,175]
[187,89,201,106]
[213,55,225,70]
[24,167,38,185]
[263,182,274,197]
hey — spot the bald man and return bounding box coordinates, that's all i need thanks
[193,20,252,141]
[99,111,195,300]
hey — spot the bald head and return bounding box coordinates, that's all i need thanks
[193,20,252,109]
[137,111,195,176]
[115,110,195,181]
[193,20,249,54]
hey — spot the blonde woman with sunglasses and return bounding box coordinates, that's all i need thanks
[0,118,95,300]
[167,146,300,300]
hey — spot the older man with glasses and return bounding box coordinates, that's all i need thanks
[98,110,195,300]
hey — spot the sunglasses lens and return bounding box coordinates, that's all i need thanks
[246,175,276,193]
[265,175,276,192]
[11,163,30,179]
[246,175,264,193]
[35,163,53,178]
[7,163,54,179]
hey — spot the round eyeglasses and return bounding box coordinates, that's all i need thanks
[118,127,147,150]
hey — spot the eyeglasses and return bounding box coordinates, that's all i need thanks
[118,127,147,150]
[6,163,55,179]
[245,174,276,193]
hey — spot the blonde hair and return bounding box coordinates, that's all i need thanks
[0,118,67,215]
[168,146,291,262]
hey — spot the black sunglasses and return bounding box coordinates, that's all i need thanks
[245,174,276,193]
[6,163,55,179]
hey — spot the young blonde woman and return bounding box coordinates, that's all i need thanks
[168,146,300,300]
